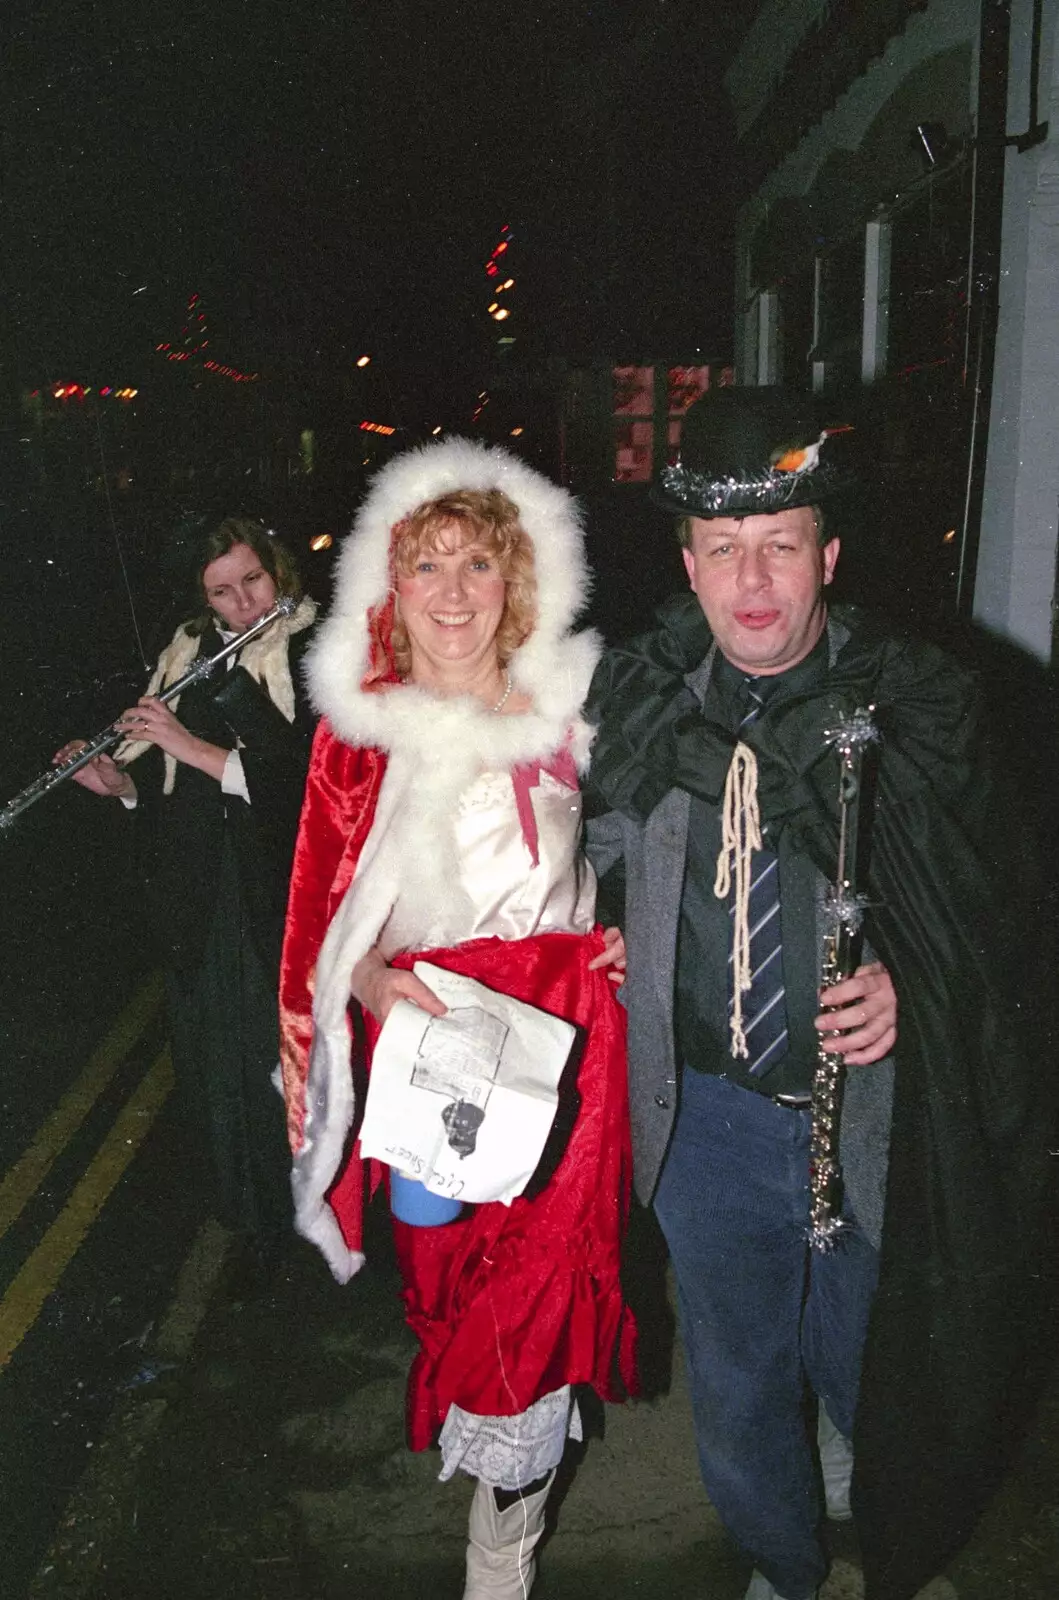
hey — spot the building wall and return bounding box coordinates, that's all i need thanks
[729,0,981,380]
[727,0,1059,663]
[975,0,1059,661]
[727,0,832,139]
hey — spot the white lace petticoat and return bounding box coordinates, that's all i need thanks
[437,1385,582,1489]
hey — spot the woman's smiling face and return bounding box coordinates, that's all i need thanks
[394,523,508,687]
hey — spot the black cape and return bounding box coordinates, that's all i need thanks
[586,595,1057,1600]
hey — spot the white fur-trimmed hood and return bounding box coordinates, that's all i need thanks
[306,437,599,760]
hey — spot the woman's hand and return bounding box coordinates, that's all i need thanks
[588,925,627,984]
[53,741,137,802]
[815,960,897,1066]
[350,946,447,1024]
[115,697,229,782]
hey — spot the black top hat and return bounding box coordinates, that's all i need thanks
[653,387,854,519]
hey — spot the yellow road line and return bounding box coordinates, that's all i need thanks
[0,1048,174,1372]
[27,1220,233,1598]
[0,971,164,1243]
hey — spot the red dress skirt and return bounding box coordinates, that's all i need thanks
[356,928,639,1450]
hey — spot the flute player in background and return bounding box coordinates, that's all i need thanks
[54,515,317,1282]
[583,388,1055,1600]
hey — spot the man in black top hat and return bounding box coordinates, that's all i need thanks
[584,388,1053,1600]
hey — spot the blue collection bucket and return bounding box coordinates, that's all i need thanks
[389,1170,464,1227]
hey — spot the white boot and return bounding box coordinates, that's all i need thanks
[744,1571,819,1600]
[462,1472,553,1599]
[817,1402,855,1523]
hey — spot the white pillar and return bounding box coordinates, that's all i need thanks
[862,218,892,383]
[757,290,780,385]
[975,6,1059,662]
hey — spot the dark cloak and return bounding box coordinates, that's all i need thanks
[585,594,1057,1600]
[132,624,317,1236]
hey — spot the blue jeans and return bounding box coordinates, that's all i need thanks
[654,1071,879,1600]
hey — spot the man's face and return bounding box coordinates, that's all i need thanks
[681,506,839,676]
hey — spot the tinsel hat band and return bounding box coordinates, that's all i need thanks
[651,387,855,520]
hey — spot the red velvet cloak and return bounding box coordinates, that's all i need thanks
[279,720,638,1446]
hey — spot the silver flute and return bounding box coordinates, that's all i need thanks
[808,706,878,1250]
[0,595,297,832]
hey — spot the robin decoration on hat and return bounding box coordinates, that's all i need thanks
[653,387,855,520]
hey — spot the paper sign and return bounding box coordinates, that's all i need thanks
[359,962,576,1206]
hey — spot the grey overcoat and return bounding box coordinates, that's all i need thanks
[584,622,893,1246]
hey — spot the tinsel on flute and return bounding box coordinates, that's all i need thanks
[809,706,878,1250]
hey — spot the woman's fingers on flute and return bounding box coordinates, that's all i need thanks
[53,742,126,797]
[53,740,88,764]
[116,697,182,746]
[116,700,151,732]
[53,739,102,790]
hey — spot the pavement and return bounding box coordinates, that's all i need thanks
[22,1200,1059,1600]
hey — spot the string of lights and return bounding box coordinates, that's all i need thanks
[35,385,139,403]
[155,291,261,384]
[484,224,516,345]
[478,221,525,438]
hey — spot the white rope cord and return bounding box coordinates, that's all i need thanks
[713,741,763,1059]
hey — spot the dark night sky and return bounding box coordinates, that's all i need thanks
[5,0,743,381]
[1,1,747,788]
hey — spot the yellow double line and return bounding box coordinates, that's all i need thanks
[0,973,172,1369]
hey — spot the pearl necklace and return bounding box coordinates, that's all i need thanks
[491,670,513,714]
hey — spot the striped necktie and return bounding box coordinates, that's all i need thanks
[729,677,789,1079]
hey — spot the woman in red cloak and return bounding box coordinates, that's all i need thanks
[278,438,637,1598]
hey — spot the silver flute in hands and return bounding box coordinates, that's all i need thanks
[0,595,297,832]
[808,706,878,1250]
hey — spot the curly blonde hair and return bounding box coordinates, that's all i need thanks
[391,489,537,677]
